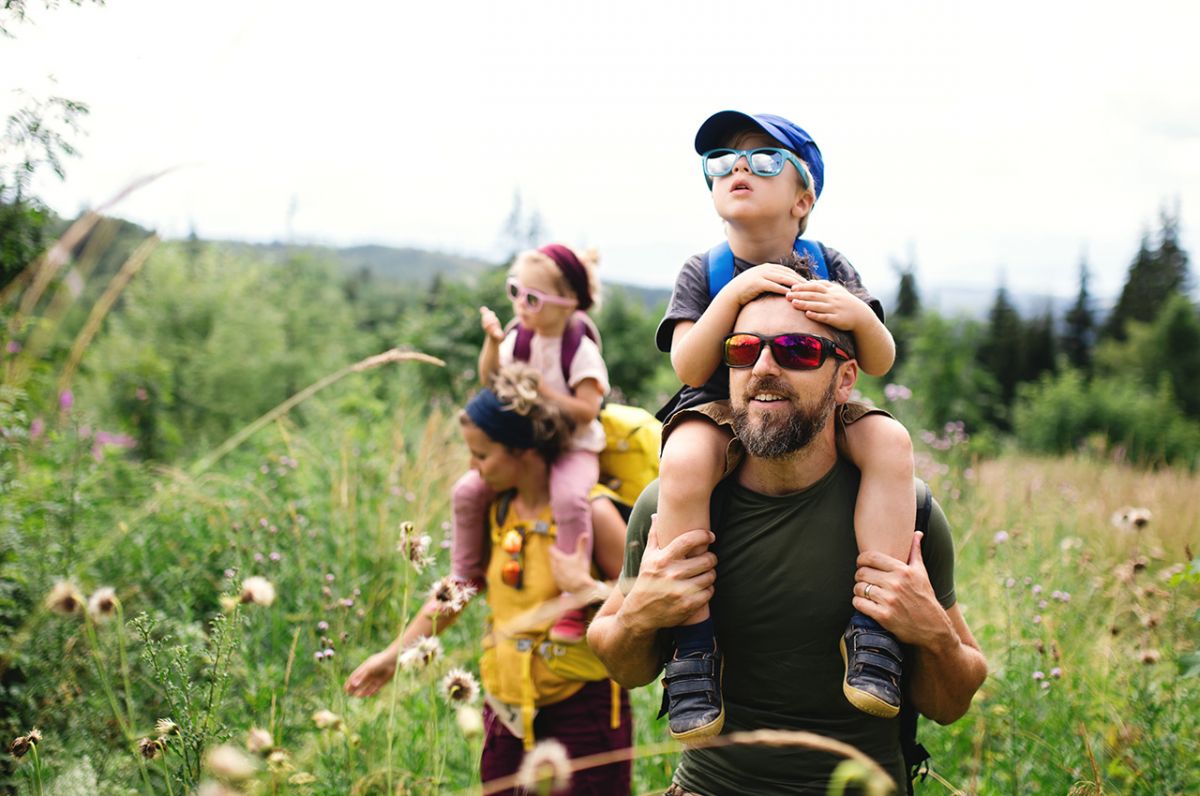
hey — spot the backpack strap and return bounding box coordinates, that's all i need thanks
[511,313,600,392]
[705,239,830,301]
[901,479,935,793]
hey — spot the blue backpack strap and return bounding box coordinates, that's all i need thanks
[706,239,828,302]
[705,242,735,302]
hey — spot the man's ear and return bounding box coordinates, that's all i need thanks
[833,359,859,403]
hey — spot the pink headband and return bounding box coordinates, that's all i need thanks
[538,244,593,311]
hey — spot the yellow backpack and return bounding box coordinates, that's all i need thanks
[598,403,662,506]
[478,491,620,749]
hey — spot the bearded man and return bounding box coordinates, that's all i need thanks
[588,292,986,795]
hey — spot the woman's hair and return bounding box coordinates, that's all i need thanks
[512,245,603,312]
[460,364,576,462]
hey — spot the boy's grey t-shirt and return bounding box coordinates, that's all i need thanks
[655,244,885,418]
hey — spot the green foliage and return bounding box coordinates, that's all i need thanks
[1061,259,1096,373]
[79,244,360,460]
[894,312,999,432]
[1012,367,1200,468]
[1103,208,1191,341]
[592,286,673,406]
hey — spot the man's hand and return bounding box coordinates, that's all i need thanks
[852,532,956,650]
[479,306,505,342]
[725,263,808,307]
[786,280,871,333]
[617,519,717,636]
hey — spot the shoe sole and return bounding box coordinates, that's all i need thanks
[839,636,900,719]
[668,657,725,742]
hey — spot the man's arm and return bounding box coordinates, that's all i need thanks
[587,523,717,689]
[853,532,987,725]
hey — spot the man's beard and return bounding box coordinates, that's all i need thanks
[730,373,839,459]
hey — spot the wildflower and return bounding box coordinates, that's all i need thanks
[30,417,45,441]
[266,748,292,773]
[59,389,74,412]
[5,340,20,354]
[246,727,273,755]
[289,771,317,785]
[224,568,236,579]
[456,705,484,738]
[1032,615,1042,625]
[992,530,1009,544]
[1050,667,1062,679]
[398,522,435,573]
[440,667,481,705]
[87,587,119,622]
[139,737,165,760]
[1004,577,1016,589]
[206,744,258,781]
[516,739,572,793]
[429,576,477,613]
[269,551,281,562]
[45,581,84,615]
[8,733,33,758]
[1032,670,1045,681]
[1111,507,1153,532]
[1031,584,1042,596]
[311,710,343,730]
[1138,649,1161,665]
[322,647,335,659]
[317,620,329,631]
[883,383,912,401]
[239,576,276,607]
[219,595,241,613]
[399,636,443,671]
[155,718,179,737]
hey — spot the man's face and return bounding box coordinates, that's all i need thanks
[728,296,851,458]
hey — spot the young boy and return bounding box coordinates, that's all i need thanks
[654,110,916,740]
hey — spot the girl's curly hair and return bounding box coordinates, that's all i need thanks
[486,364,576,463]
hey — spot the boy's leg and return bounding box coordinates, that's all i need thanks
[656,416,731,740]
[450,470,496,588]
[838,411,915,718]
[547,451,600,643]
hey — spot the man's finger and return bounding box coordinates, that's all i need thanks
[661,528,715,560]
[908,531,925,567]
[857,550,904,571]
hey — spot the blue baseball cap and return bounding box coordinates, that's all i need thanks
[694,111,825,199]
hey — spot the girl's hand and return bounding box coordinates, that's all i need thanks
[786,280,870,332]
[725,263,808,307]
[548,533,597,596]
[479,306,505,343]
[344,649,398,698]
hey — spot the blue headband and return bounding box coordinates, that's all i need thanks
[465,389,536,450]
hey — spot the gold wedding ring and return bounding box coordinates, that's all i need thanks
[864,583,874,600]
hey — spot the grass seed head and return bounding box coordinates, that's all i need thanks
[45,581,85,615]
[516,738,572,793]
[239,576,276,607]
[440,667,480,705]
[138,737,164,760]
[87,587,119,622]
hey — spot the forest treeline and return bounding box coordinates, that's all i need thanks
[1,199,1196,469]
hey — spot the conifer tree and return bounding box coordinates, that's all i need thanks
[1061,258,1095,372]
[890,261,921,367]
[978,284,1024,424]
[1104,206,1191,340]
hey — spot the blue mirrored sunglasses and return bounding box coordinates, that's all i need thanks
[701,148,812,191]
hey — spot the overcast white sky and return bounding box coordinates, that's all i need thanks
[3,0,1198,304]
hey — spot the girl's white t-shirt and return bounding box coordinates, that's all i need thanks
[498,331,609,454]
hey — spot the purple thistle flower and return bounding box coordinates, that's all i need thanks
[58,389,74,411]
[5,340,21,354]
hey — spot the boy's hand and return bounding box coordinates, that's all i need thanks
[726,263,808,307]
[479,306,505,342]
[787,280,870,332]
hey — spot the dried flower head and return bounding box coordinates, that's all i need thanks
[8,734,32,759]
[516,738,572,793]
[1111,506,1153,532]
[456,705,484,738]
[1138,648,1162,665]
[139,736,165,760]
[239,576,276,607]
[399,635,443,671]
[429,576,476,613]
[311,709,343,731]
[26,728,41,744]
[45,581,85,615]
[266,748,292,773]
[246,727,273,755]
[206,744,259,781]
[87,587,119,622]
[155,718,179,737]
[398,522,435,573]
[440,667,480,705]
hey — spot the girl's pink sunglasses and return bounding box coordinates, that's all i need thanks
[505,278,576,313]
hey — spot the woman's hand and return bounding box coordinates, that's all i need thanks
[344,648,399,698]
[479,306,505,342]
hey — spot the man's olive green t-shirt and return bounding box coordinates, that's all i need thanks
[619,460,957,795]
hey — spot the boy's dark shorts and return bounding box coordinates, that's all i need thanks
[661,398,891,479]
